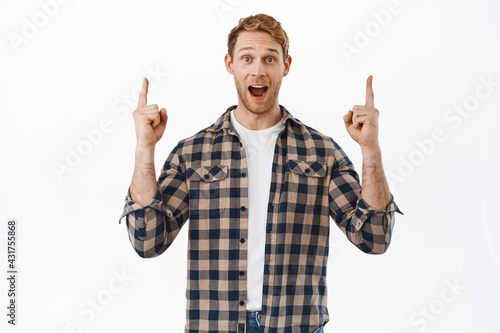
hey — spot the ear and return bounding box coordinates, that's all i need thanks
[283,55,292,77]
[224,53,234,74]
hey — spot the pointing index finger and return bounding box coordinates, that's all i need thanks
[365,75,374,107]
[138,77,148,108]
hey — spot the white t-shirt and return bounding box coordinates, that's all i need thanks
[230,109,284,311]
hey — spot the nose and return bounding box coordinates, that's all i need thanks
[250,60,266,77]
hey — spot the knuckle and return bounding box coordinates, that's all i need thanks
[134,109,146,117]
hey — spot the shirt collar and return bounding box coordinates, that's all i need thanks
[206,104,303,134]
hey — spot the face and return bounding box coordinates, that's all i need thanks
[225,31,291,116]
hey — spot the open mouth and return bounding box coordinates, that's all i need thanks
[248,85,268,99]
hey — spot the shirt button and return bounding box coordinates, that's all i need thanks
[239,271,245,276]
[203,174,209,179]
[241,206,247,211]
[305,168,310,173]
[241,172,246,177]
[239,300,245,306]
[240,238,245,243]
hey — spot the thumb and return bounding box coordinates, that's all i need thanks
[159,108,168,127]
[343,110,353,127]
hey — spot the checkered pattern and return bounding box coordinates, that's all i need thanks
[119,105,403,332]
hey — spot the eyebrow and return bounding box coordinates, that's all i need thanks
[237,47,280,55]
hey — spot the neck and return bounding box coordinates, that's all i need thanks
[233,103,282,130]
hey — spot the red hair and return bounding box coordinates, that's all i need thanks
[227,14,289,62]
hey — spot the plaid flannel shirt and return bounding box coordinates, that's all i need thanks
[118,105,403,333]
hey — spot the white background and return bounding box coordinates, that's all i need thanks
[1,0,499,332]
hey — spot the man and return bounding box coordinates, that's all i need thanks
[119,13,403,333]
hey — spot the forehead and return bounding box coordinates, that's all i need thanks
[234,31,282,55]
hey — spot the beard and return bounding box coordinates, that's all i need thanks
[234,76,282,115]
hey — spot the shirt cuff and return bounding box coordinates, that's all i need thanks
[353,193,403,231]
[118,186,165,224]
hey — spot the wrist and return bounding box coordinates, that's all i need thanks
[361,143,381,158]
[135,144,155,162]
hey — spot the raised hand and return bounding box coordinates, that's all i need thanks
[132,78,168,148]
[343,75,380,150]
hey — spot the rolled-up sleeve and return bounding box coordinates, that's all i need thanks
[328,142,403,254]
[118,144,190,258]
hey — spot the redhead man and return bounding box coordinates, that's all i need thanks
[119,13,403,333]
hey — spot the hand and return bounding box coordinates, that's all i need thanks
[132,78,168,148]
[343,75,380,150]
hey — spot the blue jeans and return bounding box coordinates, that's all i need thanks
[246,311,324,333]
[245,311,261,332]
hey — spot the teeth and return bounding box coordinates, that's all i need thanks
[251,85,266,88]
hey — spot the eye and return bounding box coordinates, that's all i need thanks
[243,56,251,62]
[266,57,274,63]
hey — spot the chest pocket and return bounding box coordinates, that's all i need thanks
[186,165,229,217]
[286,159,328,212]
